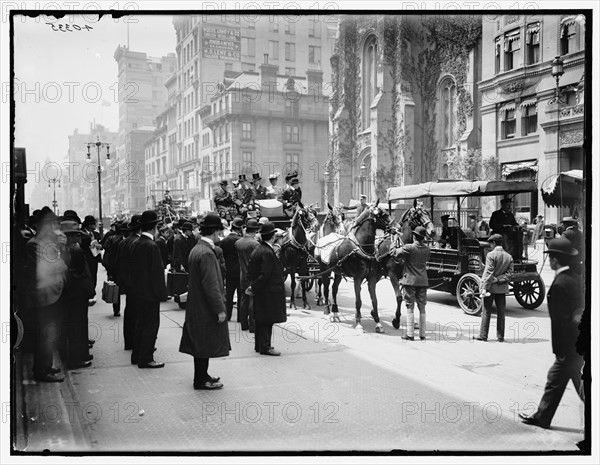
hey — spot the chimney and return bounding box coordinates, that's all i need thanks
[306,69,324,100]
[259,53,278,95]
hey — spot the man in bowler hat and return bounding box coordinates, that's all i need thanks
[248,221,287,355]
[179,213,230,390]
[130,211,167,368]
[519,237,583,429]
[236,219,260,331]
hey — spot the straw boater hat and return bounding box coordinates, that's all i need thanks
[268,172,280,181]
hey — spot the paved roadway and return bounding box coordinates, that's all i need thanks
[27,242,583,454]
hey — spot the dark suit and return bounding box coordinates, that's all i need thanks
[489,208,518,258]
[156,235,169,269]
[479,246,513,340]
[236,235,260,330]
[531,267,584,427]
[117,233,140,349]
[173,234,191,271]
[131,233,167,366]
[279,187,302,216]
[81,229,102,293]
[218,231,242,321]
[439,226,466,249]
[249,241,287,352]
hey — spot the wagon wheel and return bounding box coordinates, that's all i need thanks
[456,273,483,316]
[513,277,546,309]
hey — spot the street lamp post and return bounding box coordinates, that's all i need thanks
[86,137,111,236]
[360,162,367,199]
[549,55,564,104]
[48,177,60,214]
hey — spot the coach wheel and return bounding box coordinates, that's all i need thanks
[513,277,546,309]
[456,273,483,316]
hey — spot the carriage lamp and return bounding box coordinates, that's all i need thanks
[550,56,565,104]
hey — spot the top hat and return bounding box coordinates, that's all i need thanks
[231,217,244,230]
[219,180,228,187]
[285,171,298,182]
[488,233,504,244]
[268,172,280,180]
[129,214,142,230]
[291,178,300,185]
[544,237,579,256]
[238,174,247,182]
[413,226,427,238]
[440,214,450,222]
[259,221,276,236]
[139,210,160,227]
[500,198,513,205]
[201,213,225,231]
[246,219,260,231]
[252,173,262,182]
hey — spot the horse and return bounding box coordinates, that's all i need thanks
[312,203,346,308]
[279,204,319,310]
[324,201,394,331]
[373,200,435,329]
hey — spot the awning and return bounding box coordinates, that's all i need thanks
[387,180,537,201]
[520,99,537,108]
[500,102,516,112]
[502,160,538,177]
[541,170,584,208]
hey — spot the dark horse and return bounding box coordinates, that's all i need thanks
[324,201,393,331]
[279,204,319,310]
[373,200,434,329]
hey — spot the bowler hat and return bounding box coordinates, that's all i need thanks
[219,180,228,187]
[259,221,276,236]
[61,211,82,224]
[440,214,450,221]
[60,220,84,234]
[413,226,427,238]
[182,222,193,231]
[82,215,97,225]
[129,214,142,230]
[252,173,262,182]
[139,210,160,226]
[201,213,225,231]
[246,219,260,231]
[544,237,578,256]
[488,234,504,244]
[231,217,244,230]
[500,198,513,205]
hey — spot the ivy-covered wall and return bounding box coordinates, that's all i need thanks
[329,14,482,204]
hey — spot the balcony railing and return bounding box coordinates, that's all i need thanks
[559,104,584,119]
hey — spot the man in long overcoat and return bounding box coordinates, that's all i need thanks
[248,221,287,355]
[218,217,243,321]
[236,219,260,331]
[179,213,230,390]
[519,237,583,429]
[131,210,167,368]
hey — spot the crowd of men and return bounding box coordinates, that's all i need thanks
[212,171,302,220]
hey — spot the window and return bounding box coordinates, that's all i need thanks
[285,124,300,142]
[269,18,279,32]
[494,37,502,73]
[440,78,457,147]
[308,18,321,38]
[225,122,230,142]
[561,17,581,55]
[561,86,579,106]
[504,30,520,71]
[285,99,299,117]
[242,151,253,166]
[309,45,321,66]
[520,100,537,136]
[500,103,517,139]
[286,152,300,167]
[242,37,255,57]
[525,23,540,65]
[269,40,279,60]
[284,20,295,35]
[242,121,253,139]
[285,43,295,61]
[362,35,378,128]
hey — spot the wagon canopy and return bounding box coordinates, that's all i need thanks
[540,169,584,208]
[386,180,538,201]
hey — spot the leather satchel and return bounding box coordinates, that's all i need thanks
[102,280,120,304]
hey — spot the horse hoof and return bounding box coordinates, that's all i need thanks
[375,323,384,333]
[324,306,331,315]
[355,324,363,333]
[392,318,400,330]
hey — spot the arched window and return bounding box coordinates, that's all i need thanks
[439,77,457,148]
[561,15,584,55]
[362,35,378,129]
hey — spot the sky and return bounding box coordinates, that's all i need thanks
[12,13,177,199]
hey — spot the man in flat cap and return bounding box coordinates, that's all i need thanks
[519,237,583,430]
[489,198,519,258]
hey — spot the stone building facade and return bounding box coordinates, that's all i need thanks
[328,15,482,214]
